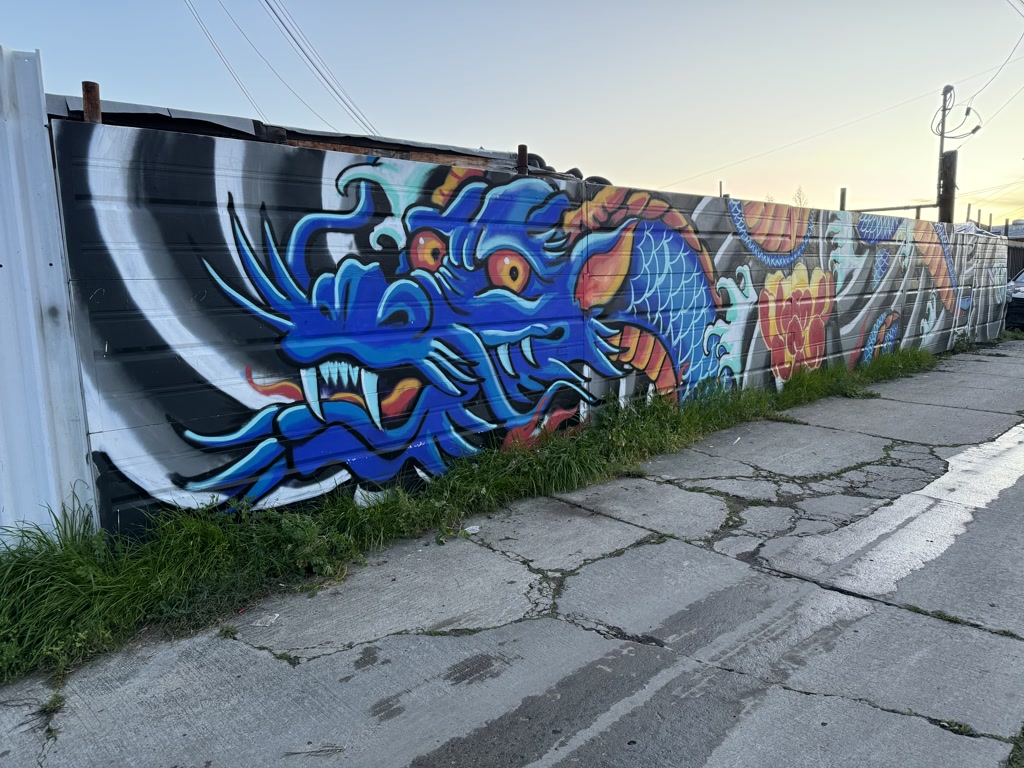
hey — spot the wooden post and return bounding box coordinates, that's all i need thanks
[978,209,982,225]
[915,207,921,220]
[517,144,528,175]
[839,188,847,211]
[989,213,993,229]
[82,81,101,124]
[966,203,972,221]
[719,181,723,198]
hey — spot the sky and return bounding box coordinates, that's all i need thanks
[5,0,1024,223]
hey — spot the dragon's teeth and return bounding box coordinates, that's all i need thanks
[301,368,324,422]
[361,368,382,430]
[521,337,536,366]
[497,343,516,377]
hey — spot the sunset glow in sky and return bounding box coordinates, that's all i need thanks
[6,0,1024,223]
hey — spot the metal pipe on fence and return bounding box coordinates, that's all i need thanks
[517,144,528,175]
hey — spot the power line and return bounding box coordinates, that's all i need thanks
[215,0,339,132]
[259,0,373,133]
[181,0,268,123]
[259,0,378,135]
[971,177,1024,207]
[965,26,1024,106]
[272,0,378,134]
[657,54,1024,191]
[955,79,1024,150]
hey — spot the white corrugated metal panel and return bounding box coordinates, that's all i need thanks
[0,47,94,532]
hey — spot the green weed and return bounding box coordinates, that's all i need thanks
[38,692,66,716]
[1010,722,1024,768]
[0,348,939,683]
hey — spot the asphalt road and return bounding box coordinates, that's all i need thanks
[3,342,1024,767]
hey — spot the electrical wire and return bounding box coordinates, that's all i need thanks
[965,26,1024,106]
[259,0,378,135]
[181,0,268,123]
[955,80,1024,150]
[272,0,378,135]
[215,0,339,132]
[656,54,1024,190]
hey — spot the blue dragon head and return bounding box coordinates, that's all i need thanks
[177,173,719,503]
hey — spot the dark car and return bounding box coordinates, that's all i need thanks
[1007,268,1024,329]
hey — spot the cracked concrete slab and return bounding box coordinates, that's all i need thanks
[868,371,1024,414]
[560,537,1024,740]
[713,535,762,558]
[740,506,794,535]
[937,357,1024,379]
[558,539,755,640]
[791,519,836,536]
[471,497,653,572]
[785,398,1018,445]
[694,421,889,477]
[889,488,1024,637]
[411,636,684,767]
[796,494,885,523]
[639,449,756,482]
[234,537,536,657]
[556,478,728,540]
[777,605,1024,738]
[841,464,937,497]
[9,620,621,768]
[704,687,1010,768]
[0,676,53,767]
[695,477,778,501]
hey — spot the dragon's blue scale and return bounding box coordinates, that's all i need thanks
[857,214,903,245]
[872,249,891,289]
[606,219,719,394]
[726,198,815,268]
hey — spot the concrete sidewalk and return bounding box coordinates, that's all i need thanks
[4,343,1024,767]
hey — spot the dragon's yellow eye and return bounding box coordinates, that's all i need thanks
[408,229,447,272]
[487,250,531,293]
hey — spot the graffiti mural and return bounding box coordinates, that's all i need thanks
[52,121,1005,527]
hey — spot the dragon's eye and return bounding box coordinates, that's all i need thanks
[487,250,531,293]
[408,229,447,272]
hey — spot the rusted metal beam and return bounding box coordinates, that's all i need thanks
[82,81,101,124]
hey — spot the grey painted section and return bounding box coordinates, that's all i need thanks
[0,48,93,531]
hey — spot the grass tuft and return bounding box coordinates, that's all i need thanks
[1010,722,1024,768]
[0,348,938,683]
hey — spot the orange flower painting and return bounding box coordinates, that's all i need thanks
[758,263,835,383]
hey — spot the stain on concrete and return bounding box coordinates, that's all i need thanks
[354,645,389,670]
[443,654,509,686]
[369,694,405,722]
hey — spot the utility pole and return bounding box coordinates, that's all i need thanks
[937,85,957,224]
[938,150,957,223]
